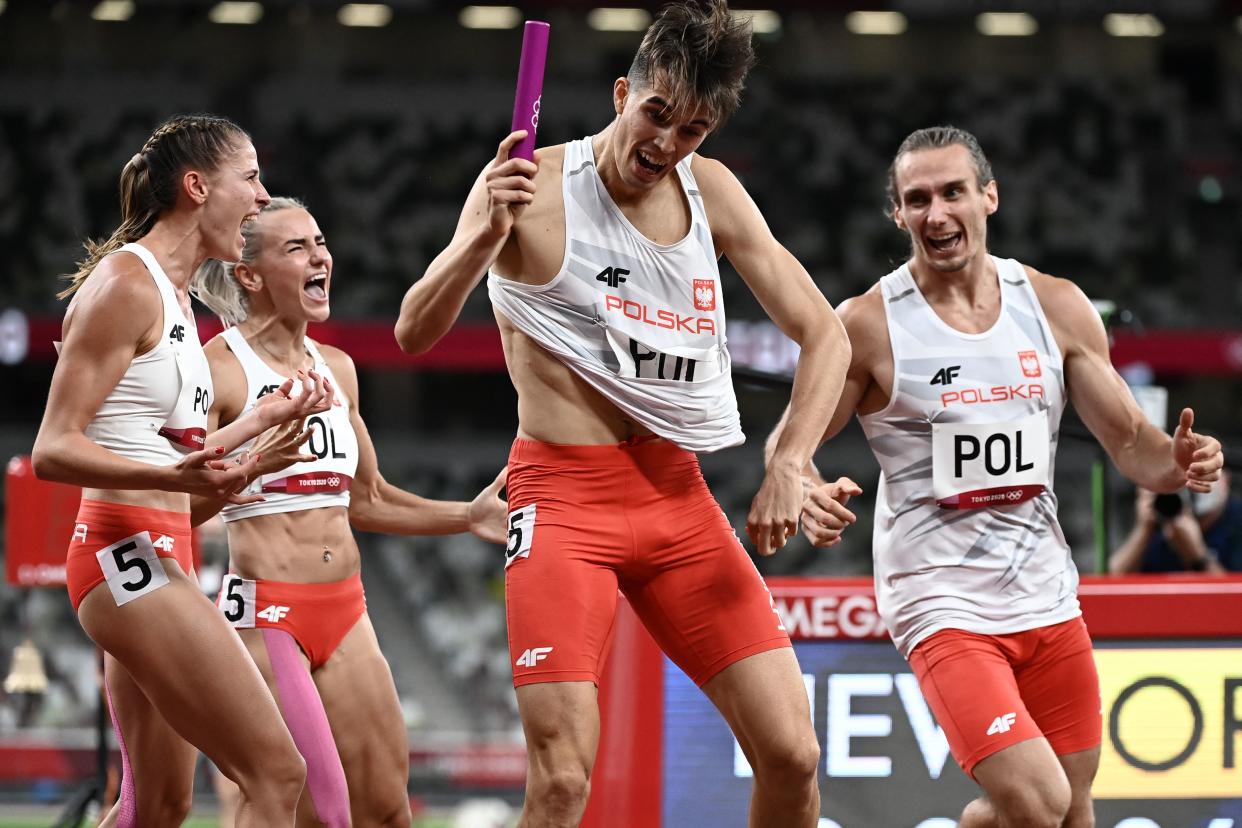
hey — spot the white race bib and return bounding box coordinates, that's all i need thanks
[505,504,537,569]
[95,532,170,606]
[605,329,722,384]
[217,574,257,628]
[931,411,1050,509]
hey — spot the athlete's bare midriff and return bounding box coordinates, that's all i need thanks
[499,314,654,445]
[82,487,190,513]
[225,506,360,583]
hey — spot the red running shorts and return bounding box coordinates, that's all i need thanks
[504,436,791,688]
[217,572,366,670]
[66,499,194,611]
[908,615,1102,778]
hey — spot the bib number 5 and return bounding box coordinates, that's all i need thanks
[505,505,537,570]
[217,575,257,628]
[95,532,170,606]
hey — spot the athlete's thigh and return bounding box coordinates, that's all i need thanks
[971,737,1067,807]
[1057,746,1099,825]
[626,488,788,688]
[1014,617,1102,760]
[314,615,409,805]
[78,565,296,780]
[104,652,198,804]
[701,648,814,764]
[908,628,1044,779]
[514,680,600,772]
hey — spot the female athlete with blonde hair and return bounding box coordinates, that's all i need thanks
[194,196,507,827]
[33,114,332,826]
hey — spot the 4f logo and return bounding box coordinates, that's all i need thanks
[73,523,88,544]
[693,279,716,311]
[596,266,629,289]
[258,605,290,623]
[169,324,185,343]
[987,712,1017,735]
[930,365,961,385]
[1018,350,1041,378]
[516,647,552,667]
[257,384,280,399]
[151,535,175,553]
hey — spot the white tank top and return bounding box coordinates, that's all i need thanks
[859,257,1080,658]
[488,136,743,453]
[217,327,358,523]
[82,242,213,465]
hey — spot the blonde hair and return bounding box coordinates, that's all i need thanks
[191,196,308,326]
[59,114,249,299]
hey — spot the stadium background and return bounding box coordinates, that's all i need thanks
[0,0,1241,825]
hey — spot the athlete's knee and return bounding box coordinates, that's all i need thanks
[1062,802,1095,828]
[752,732,821,789]
[530,765,591,816]
[994,776,1070,828]
[238,748,306,809]
[132,785,193,827]
[355,788,412,828]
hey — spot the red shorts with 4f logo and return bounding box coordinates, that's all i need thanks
[503,437,791,688]
[216,573,366,671]
[908,616,1101,778]
[65,500,194,611]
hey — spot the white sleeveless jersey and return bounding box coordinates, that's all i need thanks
[488,136,743,453]
[859,257,1080,658]
[217,328,359,523]
[83,242,212,465]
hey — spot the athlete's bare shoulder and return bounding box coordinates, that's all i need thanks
[1023,264,1103,357]
[837,287,889,371]
[687,153,742,209]
[63,249,162,347]
[314,342,360,408]
[203,332,248,423]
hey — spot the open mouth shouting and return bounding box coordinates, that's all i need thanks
[635,148,668,179]
[927,231,963,256]
[303,271,329,302]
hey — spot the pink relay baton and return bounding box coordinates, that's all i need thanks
[510,20,550,162]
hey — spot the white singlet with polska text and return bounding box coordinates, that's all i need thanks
[859,257,1080,658]
[488,136,743,454]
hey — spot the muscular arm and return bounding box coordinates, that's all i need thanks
[699,157,850,472]
[33,259,177,490]
[321,347,472,535]
[1034,271,1188,493]
[191,338,249,527]
[395,131,537,355]
[765,291,887,487]
[696,157,850,553]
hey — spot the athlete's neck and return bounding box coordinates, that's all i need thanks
[139,218,210,295]
[909,254,999,309]
[591,125,658,208]
[236,312,312,374]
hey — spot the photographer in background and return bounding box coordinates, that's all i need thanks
[1110,469,1242,573]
